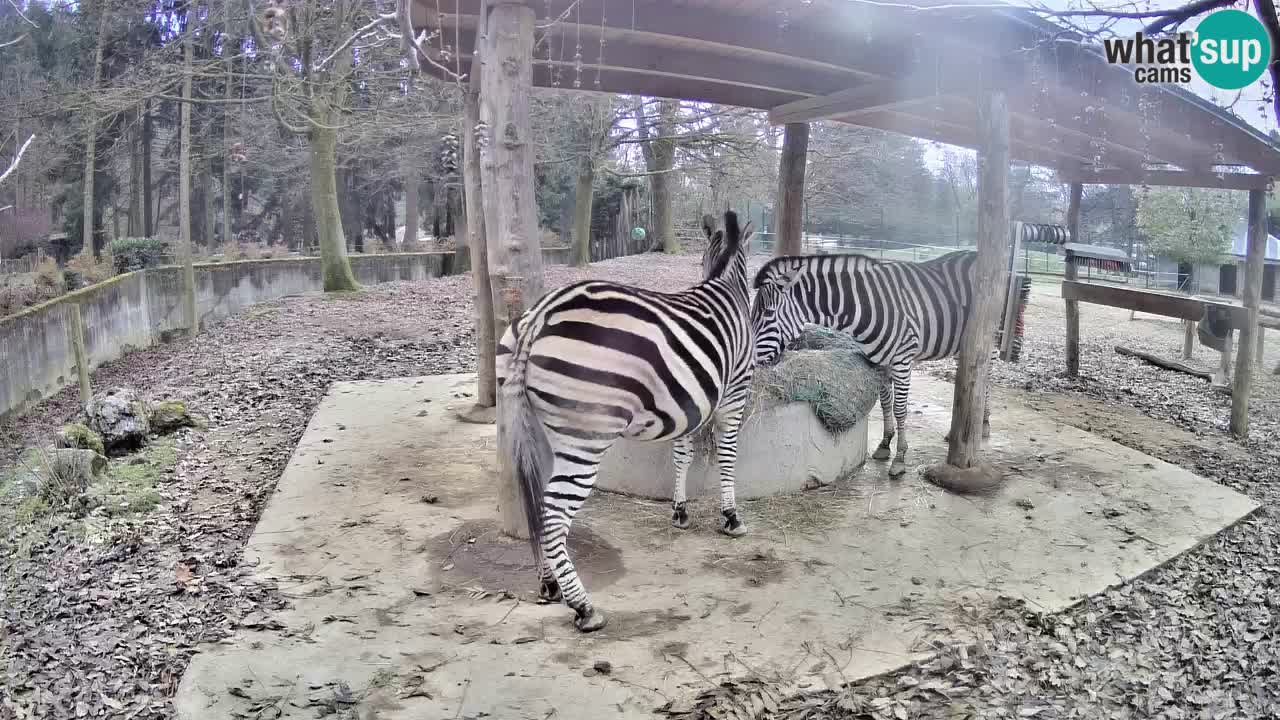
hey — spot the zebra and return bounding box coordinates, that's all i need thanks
[496,210,754,632]
[750,250,996,477]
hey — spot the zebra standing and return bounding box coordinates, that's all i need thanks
[497,211,754,632]
[750,250,994,477]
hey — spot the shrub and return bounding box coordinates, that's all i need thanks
[363,237,388,254]
[110,238,170,273]
[0,260,66,316]
[64,254,115,290]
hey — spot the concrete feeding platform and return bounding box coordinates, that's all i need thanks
[597,402,868,500]
[176,373,1259,720]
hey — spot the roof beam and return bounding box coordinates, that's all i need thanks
[1057,168,1273,190]
[769,76,945,125]
[851,109,1086,170]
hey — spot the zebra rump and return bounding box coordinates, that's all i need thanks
[500,212,745,566]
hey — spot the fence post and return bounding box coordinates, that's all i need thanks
[68,303,93,411]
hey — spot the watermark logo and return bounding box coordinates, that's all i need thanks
[1102,9,1272,90]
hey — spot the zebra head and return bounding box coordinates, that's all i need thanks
[750,259,807,366]
[700,211,751,284]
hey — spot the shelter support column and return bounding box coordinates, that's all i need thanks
[774,122,808,256]
[943,89,1009,472]
[480,1,544,539]
[462,7,496,414]
[1063,182,1082,377]
[1230,187,1267,437]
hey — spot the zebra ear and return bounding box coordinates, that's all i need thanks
[701,214,718,240]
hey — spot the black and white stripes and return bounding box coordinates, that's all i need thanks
[497,211,754,632]
[750,250,992,476]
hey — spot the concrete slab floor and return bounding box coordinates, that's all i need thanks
[176,373,1259,720]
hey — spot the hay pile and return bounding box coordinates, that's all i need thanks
[750,325,882,435]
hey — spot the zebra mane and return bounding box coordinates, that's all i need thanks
[752,253,880,289]
[704,210,749,283]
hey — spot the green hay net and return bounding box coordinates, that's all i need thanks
[751,325,882,435]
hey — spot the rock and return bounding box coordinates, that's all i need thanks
[87,388,150,453]
[55,422,105,456]
[13,448,108,504]
[150,399,194,434]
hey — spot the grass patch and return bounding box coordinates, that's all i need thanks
[88,439,175,516]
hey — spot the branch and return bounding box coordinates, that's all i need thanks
[0,133,35,186]
[1255,0,1280,123]
[317,11,397,70]
[0,33,26,49]
[6,0,36,27]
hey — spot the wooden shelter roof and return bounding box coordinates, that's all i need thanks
[411,0,1280,186]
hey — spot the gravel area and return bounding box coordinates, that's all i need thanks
[3,254,1277,719]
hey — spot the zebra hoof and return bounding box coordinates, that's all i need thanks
[872,446,892,461]
[574,607,608,633]
[538,578,562,604]
[671,503,690,530]
[720,510,749,537]
[888,461,908,478]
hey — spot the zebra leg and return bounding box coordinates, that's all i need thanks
[888,363,912,478]
[540,444,609,632]
[872,377,895,461]
[670,436,694,529]
[713,393,749,537]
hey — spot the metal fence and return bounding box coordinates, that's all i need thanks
[749,231,1191,292]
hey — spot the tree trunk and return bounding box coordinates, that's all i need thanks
[128,106,143,237]
[635,98,678,253]
[1064,182,1082,376]
[222,0,234,245]
[178,25,198,336]
[143,99,154,238]
[945,89,1009,470]
[775,122,809,256]
[200,152,215,249]
[571,154,593,266]
[310,126,359,291]
[479,2,544,540]
[1231,188,1267,436]
[402,162,419,247]
[80,3,109,257]
[464,88,495,409]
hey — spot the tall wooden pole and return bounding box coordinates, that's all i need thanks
[1230,187,1267,436]
[1063,182,1082,377]
[480,1,543,539]
[68,304,92,411]
[774,122,808,256]
[945,90,1009,470]
[462,0,496,413]
[178,23,198,336]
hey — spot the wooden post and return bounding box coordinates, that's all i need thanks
[463,29,496,411]
[1218,328,1234,386]
[178,26,198,336]
[1182,319,1195,359]
[1256,326,1265,365]
[1230,187,1267,436]
[774,122,808,256]
[945,90,1009,470]
[1063,182,1082,377]
[479,1,543,540]
[68,303,92,411]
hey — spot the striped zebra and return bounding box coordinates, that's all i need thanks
[750,250,995,477]
[497,211,754,632]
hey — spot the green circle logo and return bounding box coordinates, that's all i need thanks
[1192,9,1272,90]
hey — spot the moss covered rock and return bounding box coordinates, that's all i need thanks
[150,399,194,433]
[55,422,106,455]
[87,388,150,454]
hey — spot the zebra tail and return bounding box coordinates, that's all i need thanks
[498,315,551,563]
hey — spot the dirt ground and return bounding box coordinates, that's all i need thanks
[2,254,1277,719]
